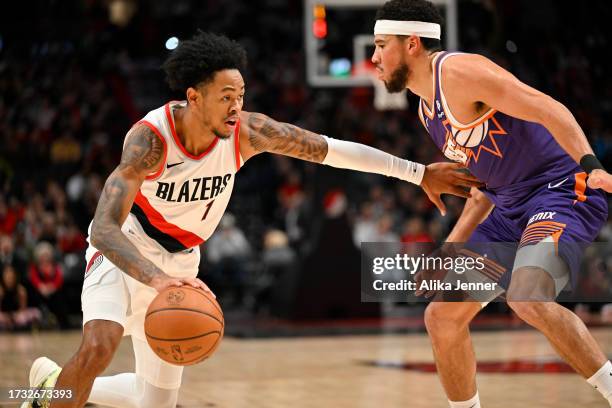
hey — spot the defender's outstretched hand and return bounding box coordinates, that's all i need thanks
[421,163,484,216]
[587,169,612,192]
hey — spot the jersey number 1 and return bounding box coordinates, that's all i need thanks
[201,200,215,221]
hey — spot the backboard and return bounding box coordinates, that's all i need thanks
[304,0,458,88]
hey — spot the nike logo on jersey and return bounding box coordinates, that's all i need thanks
[155,174,232,202]
[548,177,568,189]
[528,211,556,224]
[166,161,184,169]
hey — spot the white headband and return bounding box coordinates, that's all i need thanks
[374,20,441,39]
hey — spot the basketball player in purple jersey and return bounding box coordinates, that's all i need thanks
[372,0,612,407]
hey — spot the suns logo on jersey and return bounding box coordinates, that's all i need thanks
[442,115,507,165]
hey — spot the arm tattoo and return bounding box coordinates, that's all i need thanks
[247,112,328,162]
[90,125,166,285]
[120,125,164,173]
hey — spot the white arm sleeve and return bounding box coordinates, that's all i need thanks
[321,135,426,185]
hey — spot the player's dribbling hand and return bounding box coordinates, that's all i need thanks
[421,162,484,216]
[150,275,216,298]
[587,169,612,192]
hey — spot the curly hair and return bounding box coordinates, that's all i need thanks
[376,0,444,52]
[162,31,247,92]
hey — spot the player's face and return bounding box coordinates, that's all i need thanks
[372,35,410,93]
[197,69,245,139]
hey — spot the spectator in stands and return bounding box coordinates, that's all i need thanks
[0,263,41,330]
[0,234,26,274]
[353,202,378,246]
[277,170,308,245]
[28,241,69,329]
[38,212,59,246]
[373,214,400,243]
[256,229,298,314]
[205,214,252,306]
[58,218,87,254]
[401,217,434,243]
[0,195,23,235]
[262,229,296,269]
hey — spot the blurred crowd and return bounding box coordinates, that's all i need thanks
[1,0,611,329]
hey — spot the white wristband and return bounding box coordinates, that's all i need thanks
[321,135,426,185]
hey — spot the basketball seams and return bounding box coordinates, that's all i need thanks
[145,330,222,342]
[203,296,223,316]
[145,307,224,326]
[180,286,223,316]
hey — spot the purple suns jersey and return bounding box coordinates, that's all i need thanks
[417,52,581,209]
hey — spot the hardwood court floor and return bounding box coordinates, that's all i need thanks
[1,328,611,407]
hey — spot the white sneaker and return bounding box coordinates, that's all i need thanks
[20,357,61,408]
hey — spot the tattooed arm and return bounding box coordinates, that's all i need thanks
[90,124,167,287]
[90,124,210,293]
[239,111,328,162]
[239,111,483,214]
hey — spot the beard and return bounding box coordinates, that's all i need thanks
[213,128,233,139]
[384,62,410,93]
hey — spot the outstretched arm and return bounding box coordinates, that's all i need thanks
[449,54,611,191]
[239,111,329,162]
[239,111,483,215]
[91,124,210,293]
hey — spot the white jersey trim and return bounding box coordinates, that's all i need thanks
[437,52,496,130]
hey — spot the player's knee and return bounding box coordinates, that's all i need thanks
[424,302,473,334]
[140,383,179,408]
[84,339,116,364]
[79,321,123,370]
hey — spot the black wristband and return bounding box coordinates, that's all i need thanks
[580,154,604,174]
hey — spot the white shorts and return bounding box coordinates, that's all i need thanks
[81,213,200,389]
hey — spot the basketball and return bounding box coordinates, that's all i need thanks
[144,286,224,366]
[452,120,489,148]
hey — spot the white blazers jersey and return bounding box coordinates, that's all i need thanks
[129,101,243,253]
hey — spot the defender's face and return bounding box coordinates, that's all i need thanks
[197,69,245,139]
[371,35,410,93]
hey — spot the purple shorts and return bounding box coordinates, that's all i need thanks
[468,171,608,291]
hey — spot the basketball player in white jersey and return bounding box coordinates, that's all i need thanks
[371,1,612,407]
[21,32,482,408]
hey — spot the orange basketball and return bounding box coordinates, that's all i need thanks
[144,286,224,366]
